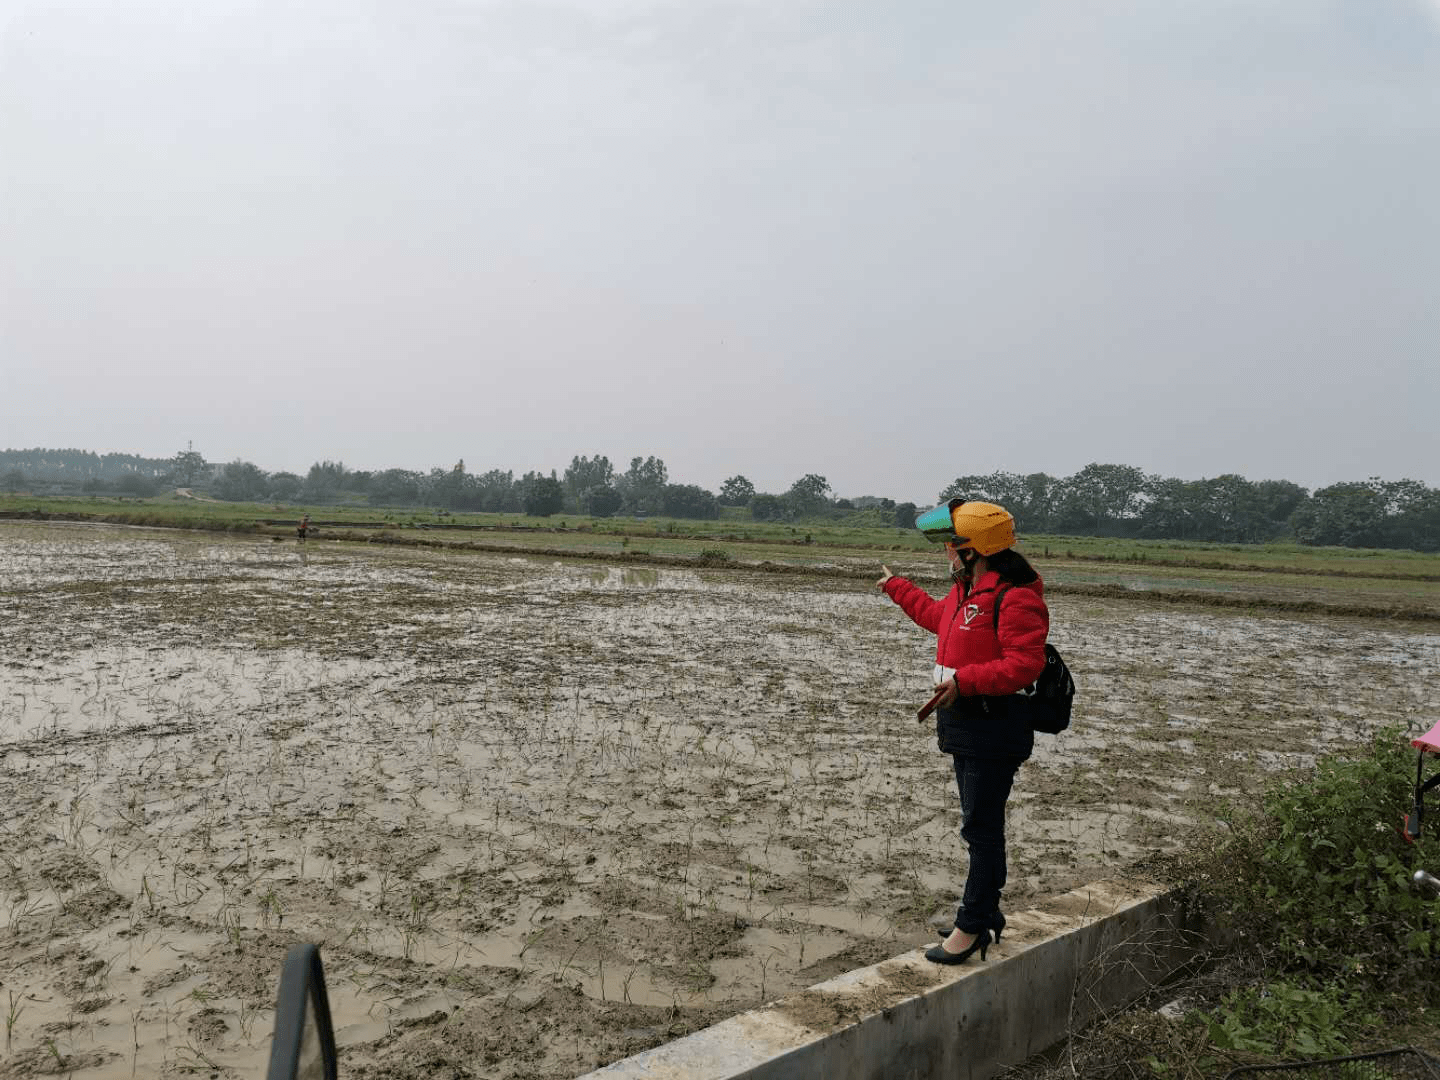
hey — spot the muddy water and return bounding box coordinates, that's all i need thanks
[1,522,1436,1079]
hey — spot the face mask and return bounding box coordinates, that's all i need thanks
[949,545,978,583]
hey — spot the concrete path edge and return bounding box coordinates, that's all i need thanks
[577,878,1215,1080]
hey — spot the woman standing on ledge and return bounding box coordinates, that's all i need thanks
[878,499,1049,965]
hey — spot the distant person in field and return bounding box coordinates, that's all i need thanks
[297,513,311,543]
[877,500,1049,965]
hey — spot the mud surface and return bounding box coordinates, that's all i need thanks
[1,522,1436,1079]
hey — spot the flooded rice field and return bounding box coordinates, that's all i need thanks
[2,522,1437,1079]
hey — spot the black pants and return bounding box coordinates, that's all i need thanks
[952,754,1022,934]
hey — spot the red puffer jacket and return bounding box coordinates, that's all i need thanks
[883,569,1049,758]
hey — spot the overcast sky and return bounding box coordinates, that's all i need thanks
[3,0,1438,503]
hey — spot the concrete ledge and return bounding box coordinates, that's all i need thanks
[579,878,1214,1080]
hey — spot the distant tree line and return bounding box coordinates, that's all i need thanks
[3,446,1438,551]
[0,447,175,497]
[940,465,1440,551]
[208,454,694,519]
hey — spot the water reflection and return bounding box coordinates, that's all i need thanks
[588,567,660,588]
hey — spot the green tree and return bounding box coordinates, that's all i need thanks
[621,456,668,514]
[1135,475,1195,539]
[1382,480,1440,552]
[171,447,208,487]
[302,460,348,504]
[1,468,26,493]
[1051,463,1147,535]
[213,460,269,502]
[1283,478,1439,551]
[583,484,623,518]
[474,469,516,513]
[522,471,564,516]
[718,475,755,506]
[115,472,159,497]
[367,469,422,507]
[784,473,831,517]
[1197,474,1303,543]
[661,483,719,520]
[851,495,895,511]
[1291,480,1392,548]
[626,455,668,488]
[564,455,615,512]
[1253,479,1308,529]
[750,493,788,522]
[269,472,304,502]
[1194,475,1258,541]
[1137,473,1285,543]
[428,460,470,509]
[940,471,1057,532]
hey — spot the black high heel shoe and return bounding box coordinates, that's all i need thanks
[925,927,991,965]
[937,913,1004,944]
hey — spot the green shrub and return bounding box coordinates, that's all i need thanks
[1199,980,1374,1058]
[1200,728,1439,988]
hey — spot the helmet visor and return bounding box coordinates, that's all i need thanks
[915,501,963,544]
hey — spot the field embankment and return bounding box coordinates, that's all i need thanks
[4,497,1439,623]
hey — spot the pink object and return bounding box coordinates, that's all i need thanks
[1413,720,1440,754]
[917,687,948,723]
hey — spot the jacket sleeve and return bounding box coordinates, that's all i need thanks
[882,576,945,635]
[952,588,1048,696]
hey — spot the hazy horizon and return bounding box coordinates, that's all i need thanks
[5,1,1438,499]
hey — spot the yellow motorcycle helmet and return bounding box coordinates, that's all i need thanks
[914,499,1016,555]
